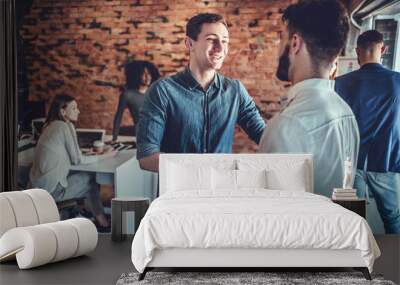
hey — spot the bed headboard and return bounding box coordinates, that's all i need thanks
[159,154,314,196]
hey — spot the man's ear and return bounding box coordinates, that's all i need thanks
[381,45,387,55]
[290,33,302,55]
[185,37,193,49]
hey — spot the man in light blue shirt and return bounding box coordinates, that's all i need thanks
[258,0,359,197]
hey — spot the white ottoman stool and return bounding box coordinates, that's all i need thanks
[0,189,98,269]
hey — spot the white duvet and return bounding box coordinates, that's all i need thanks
[131,190,380,273]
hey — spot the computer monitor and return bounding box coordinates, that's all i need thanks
[76,128,106,149]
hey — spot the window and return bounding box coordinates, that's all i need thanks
[375,18,398,70]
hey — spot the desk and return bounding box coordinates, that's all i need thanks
[70,149,157,235]
[18,145,157,234]
[104,135,135,143]
[18,138,36,167]
[70,149,157,200]
[18,145,157,200]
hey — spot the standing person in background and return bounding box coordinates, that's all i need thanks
[112,60,160,142]
[136,13,265,172]
[258,0,359,198]
[335,30,400,234]
[30,94,115,228]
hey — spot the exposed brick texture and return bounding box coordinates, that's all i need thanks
[20,0,296,153]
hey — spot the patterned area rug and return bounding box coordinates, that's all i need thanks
[116,271,396,285]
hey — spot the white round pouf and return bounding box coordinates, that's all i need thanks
[0,189,98,269]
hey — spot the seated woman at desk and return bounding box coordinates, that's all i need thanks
[112,60,160,141]
[30,94,114,228]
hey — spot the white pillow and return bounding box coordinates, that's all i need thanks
[212,168,237,190]
[167,163,212,191]
[211,169,268,190]
[237,159,309,192]
[267,164,307,191]
[236,169,267,189]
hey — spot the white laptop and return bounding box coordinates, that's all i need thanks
[76,128,105,149]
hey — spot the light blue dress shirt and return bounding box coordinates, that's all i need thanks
[258,79,360,197]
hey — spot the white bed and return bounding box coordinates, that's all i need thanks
[131,154,380,280]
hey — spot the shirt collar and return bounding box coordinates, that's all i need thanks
[181,67,220,91]
[286,78,334,103]
[360,63,384,70]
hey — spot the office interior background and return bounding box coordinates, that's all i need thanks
[1,0,400,226]
[0,1,400,284]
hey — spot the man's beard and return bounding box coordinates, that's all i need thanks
[276,45,290,82]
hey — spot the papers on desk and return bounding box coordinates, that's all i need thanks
[81,142,136,154]
[110,142,135,151]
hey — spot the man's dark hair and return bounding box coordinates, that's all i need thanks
[186,13,227,41]
[357,30,384,49]
[282,0,349,68]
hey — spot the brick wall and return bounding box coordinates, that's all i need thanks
[20,0,295,152]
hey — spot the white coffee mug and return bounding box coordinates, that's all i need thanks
[93,140,104,153]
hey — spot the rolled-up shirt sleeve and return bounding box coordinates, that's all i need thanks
[136,82,168,160]
[236,80,266,144]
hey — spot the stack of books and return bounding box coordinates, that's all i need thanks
[332,188,358,200]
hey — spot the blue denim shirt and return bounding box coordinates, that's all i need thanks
[335,63,400,173]
[136,68,265,159]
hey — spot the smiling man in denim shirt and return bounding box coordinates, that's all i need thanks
[136,13,265,172]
